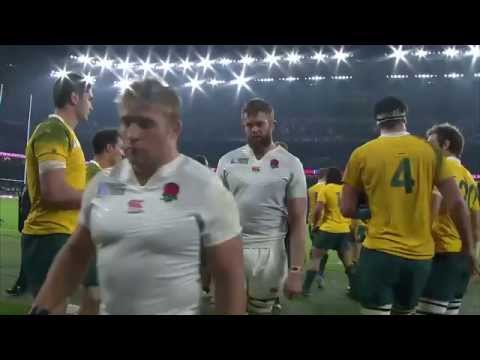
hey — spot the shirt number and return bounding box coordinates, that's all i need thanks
[390,158,415,194]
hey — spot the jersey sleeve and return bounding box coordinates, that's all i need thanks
[78,174,102,230]
[86,163,102,183]
[32,122,70,174]
[433,148,455,185]
[215,155,230,189]
[287,157,307,199]
[201,179,242,247]
[343,148,363,190]
[316,186,326,203]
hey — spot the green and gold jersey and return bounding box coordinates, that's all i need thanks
[23,114,86,235]
[307,182,325,227]
[433,157,480,253]
[86,160,102,183]
[317,183,351,233]
[343,133,454,260]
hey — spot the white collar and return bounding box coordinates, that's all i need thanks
[447,156,461,164]
[379,130,410,138]
[123,154,184,187]
[245,144,280,162]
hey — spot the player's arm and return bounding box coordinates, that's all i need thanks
[470,209,480,248]
[40,169,83,209]
[34,127,83,210]
[312,201,325,230]
[341,149,364,219]
[31,224,95,314]
[431,189,442,225]
[206,236,246,314]
[341,183,360,218]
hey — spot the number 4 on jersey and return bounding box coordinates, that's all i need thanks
[391,158,415,194]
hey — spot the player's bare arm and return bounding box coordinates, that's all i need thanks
[285,197,307,298]
[312,201,324,231]
[31,225,95,314]
[206,235,246,314]
[340,183,360,219]
[40,168,83,209]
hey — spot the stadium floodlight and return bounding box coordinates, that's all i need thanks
[114,78,133,93]
[178,57,194,73]
[158,58,175,76]
[466,45,480,62]
[414,49,428,59]
[308,75,326,81]
[117,58,134,73]
[97,55,113,71]
[312,50,327,63]
[197,54,215,73]
[185,74,205,95]
[389,45,409,65]
[82,72,96,85]
[230,68,253,95]
[239,54,255,66]
[139,59,155,78]
[444,72,464,79]
[208,78,225,87]
[51,66,71,80]
[286,51,302,65]
[443,47,459,59]
[284,76,297,82]
[77,54,94,66]
[264,50,281,68]
[474,73,480,78]
[333,48,350,64]
[217,57,233,66]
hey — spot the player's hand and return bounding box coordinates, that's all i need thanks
[283,271,303,299]
[312,226,320,233]
[464,250,480,276]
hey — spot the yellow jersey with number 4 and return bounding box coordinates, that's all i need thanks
[317,183,351,233]
[433,157,479,253]
[343,133,454,260]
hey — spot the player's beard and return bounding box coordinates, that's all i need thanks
[247,134,273,153]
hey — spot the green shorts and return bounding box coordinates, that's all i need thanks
[312,230,351,251]
[22,233,70,297]
[83,256,99,288]
[421,253,470,302]
[357,248,432,312]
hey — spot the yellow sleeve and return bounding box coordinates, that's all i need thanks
[467,175,480,212]
[343,148,363,190]
[32,123,70,164]
[433,148,454,184]
[317,186,326,203]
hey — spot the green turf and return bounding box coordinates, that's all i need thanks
[0,196,478,315]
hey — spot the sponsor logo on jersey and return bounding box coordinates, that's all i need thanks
[252,166,261,172]
[231,158,249,164]
[127,199,144,213]
[162,182,180,202]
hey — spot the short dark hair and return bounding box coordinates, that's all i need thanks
[53,73,91,108]
[374,96,408,130]
[193,154,209,167]
[92,129,120,155]
[426,123,464,157]
[120,78,181,123]
[242,98,274,119]
[326,167,343,185]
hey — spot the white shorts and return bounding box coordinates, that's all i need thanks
[244,245,288,314]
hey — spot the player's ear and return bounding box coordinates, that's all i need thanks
[70,92,80,106]
[443,139,451,152]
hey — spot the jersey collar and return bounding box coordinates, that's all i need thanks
[49,114,74,131]
[447,156,461,164]
[245,143,280,163]
[90,160,102,169]
[122,154,184,187]
[379,130,410,138]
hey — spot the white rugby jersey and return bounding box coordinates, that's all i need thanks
[78,155,241,315]
[217,145,306,248]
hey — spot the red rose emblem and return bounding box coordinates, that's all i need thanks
[162,182,180,202]
[270,159,279,169]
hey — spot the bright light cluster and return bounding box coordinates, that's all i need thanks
[331,75,352,80]
[386,74,409,79]
[414,74,437,79]
[444,73,464,79]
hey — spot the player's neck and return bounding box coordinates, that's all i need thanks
[380,124,407,136]
[133,150,180,186]
[94,155,111,169]
[249,142,276,160]
[55,109,79,130]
